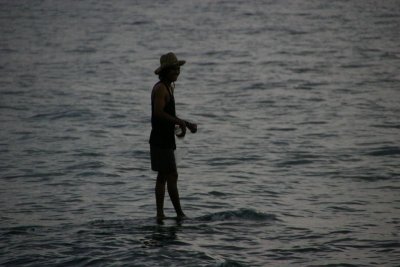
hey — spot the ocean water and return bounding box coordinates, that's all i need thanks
[1,0,399,266]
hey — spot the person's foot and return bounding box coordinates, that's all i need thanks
[156,214,166,222]
[176,213,187,221]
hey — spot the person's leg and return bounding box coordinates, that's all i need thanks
[155,172,167,219]
[166,171,185,218]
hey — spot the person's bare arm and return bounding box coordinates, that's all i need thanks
[153,84,186,128]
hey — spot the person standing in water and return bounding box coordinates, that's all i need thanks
[149,52,197,221]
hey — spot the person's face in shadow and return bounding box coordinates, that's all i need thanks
[166,66,180,83]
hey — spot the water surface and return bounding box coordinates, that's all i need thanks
[1,0,399,266]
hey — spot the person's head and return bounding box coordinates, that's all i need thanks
[155,52,185,82]
[158,65,181,83]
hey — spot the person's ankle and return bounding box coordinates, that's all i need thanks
[157,213,166,219]
[177,212,186,218]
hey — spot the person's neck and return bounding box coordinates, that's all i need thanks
[160,78,172,86]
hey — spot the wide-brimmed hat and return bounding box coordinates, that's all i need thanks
[154,52,186,75]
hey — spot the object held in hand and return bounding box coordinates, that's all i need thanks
[175,125,186,138]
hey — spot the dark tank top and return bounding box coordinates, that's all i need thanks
[149,81,176,149]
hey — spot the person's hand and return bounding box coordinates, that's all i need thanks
[175,119,187,138]
[186,121,197,133]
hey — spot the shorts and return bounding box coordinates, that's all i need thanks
[150,145,177,173]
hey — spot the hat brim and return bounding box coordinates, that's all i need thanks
[154,60,186,75]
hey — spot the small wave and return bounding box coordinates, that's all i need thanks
[209,191,227,197]
[66,46,97,53]
[75,171,119,178]
[307,263,359,267]
[376,186,400,190]
[0,48,18,53]
[268,127,297,131]
[277,159,313,167]
[2,225,40,236]
[0,105,28,111]
[0,90,26,95]
[345,174,394,182]
[216,259,248,267]
[198,209,278,222]
[66,161,105,171]
[371,124,400,129]
[327,206,363,213]
[367,146,400,156]
[242,82,266,90]
[30,109,95,121]
[298,121,327,125]
[73,151,105,157]
[341,63,374,69]
[3,172,65,180]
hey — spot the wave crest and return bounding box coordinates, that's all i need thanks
[198,209,278,222]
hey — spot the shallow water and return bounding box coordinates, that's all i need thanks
[1,0,399,266]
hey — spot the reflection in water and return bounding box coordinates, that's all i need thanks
[141,220,182,248]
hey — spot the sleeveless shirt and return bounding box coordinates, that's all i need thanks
[149,81,176,149]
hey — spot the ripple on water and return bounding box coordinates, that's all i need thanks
[198,209,279,222]
[366,146,400,156]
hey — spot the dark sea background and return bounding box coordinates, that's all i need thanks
[1,0,399,266]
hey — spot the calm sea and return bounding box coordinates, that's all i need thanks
[1,0,399,266]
